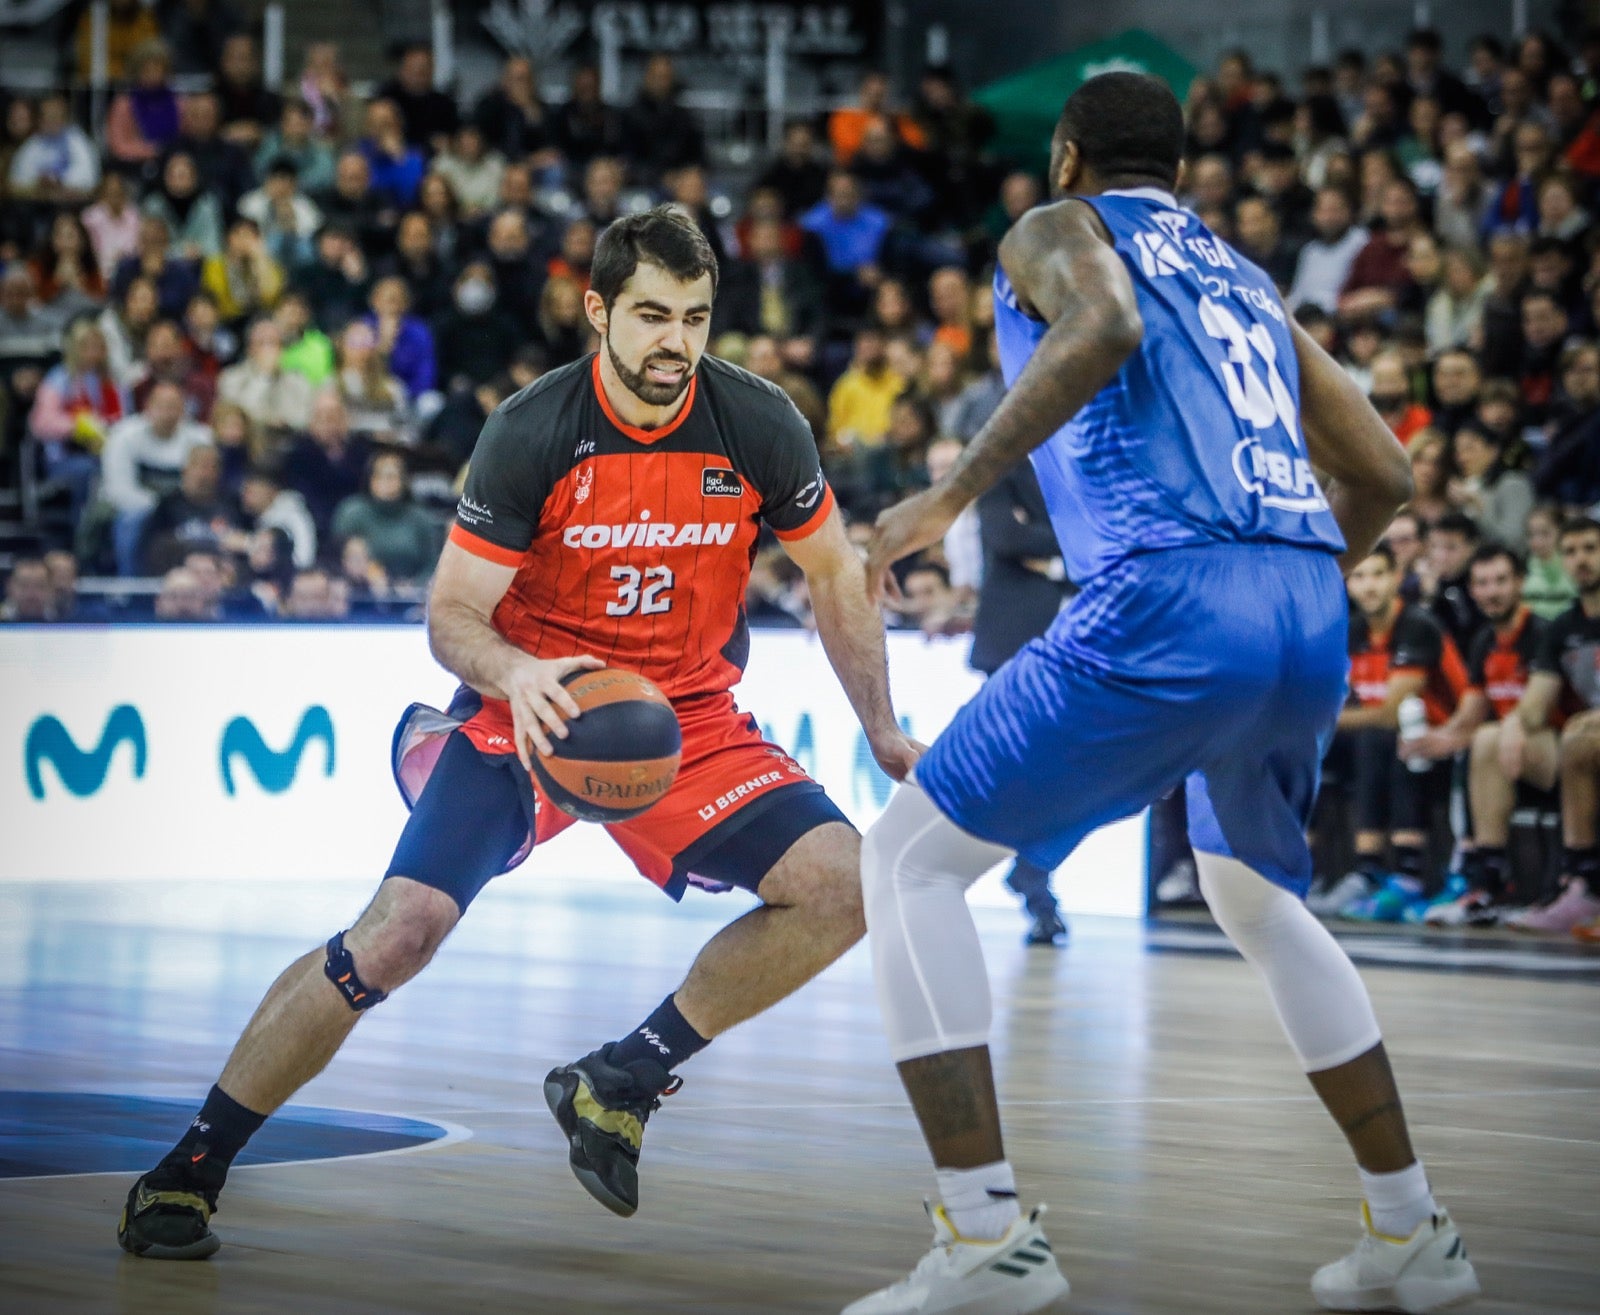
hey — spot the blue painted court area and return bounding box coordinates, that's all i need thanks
[0,1091,448,1179]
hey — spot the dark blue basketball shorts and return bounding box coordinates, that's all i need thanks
[915,543,1350,896]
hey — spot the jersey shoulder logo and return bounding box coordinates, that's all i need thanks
[702,467,743,498]
[794,471,823,509]
[573,465,594,504]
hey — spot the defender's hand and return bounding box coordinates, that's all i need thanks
[503,653,606,768]
[864,489,961,604]
[870,729,927,783]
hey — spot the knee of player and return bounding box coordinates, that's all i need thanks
[785,827,867,930]
[337,889,457,999]
[1559,717,1600,763]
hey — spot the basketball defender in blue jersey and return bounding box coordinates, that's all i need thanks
[845,74,1479,1315]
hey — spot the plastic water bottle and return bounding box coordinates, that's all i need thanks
[1398,695,1430,773]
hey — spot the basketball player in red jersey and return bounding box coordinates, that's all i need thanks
[118,207,920,1258]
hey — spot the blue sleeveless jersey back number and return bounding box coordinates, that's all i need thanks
[993,188,1346,583]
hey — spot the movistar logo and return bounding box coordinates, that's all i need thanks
[24,705,147,799]
[219,706,336,795]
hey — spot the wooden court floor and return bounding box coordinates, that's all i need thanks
[1,876,1596,1315]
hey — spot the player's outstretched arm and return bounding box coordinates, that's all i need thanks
[427,540,602,766]
[864,201,1140,588]
[782,506,923,782]
[1291,319,1413,571]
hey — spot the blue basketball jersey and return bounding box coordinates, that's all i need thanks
[994,187,1346,583]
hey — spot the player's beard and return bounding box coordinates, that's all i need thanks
[607,338,694,407]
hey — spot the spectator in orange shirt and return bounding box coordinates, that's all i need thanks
[828,70,927,164]
[1370,351,1434,445]
[927,266,972,359]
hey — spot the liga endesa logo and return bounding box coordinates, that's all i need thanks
[23,706,335,799]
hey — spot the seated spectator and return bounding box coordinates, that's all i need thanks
[1341,176,1426,318]
[755,120,828,218]
[235,466,317,568]
[743,335,824,447]
[536,275,590,368]
[800,171,892,319]
[1369,350,1433,444]
[139,442,243,572]
[282,390,372,536]
[851,120,934,223]
[106,40,181,169]
[218,318,315,437]
[551,63,626,170]
[296,41,349,140]
[0,556,54,622]
[473,56,557,169]
[180,546,271,622]
[927,267,973,358]
[433,262,521,390]
[153,564,219,621]
[209,398,265,490]
[142,151,224,261]
[1494,517,1600,933]
[828,69,925,165]
[28,319,126,513]
[1536,343,1600,508]
[830,388,934,518]
[546,217,597,292]
[1430,348,1482,436]
[240,159,324,269]
[1233,195,1299,290]
[320,151,395,260]
[1421,510,1487,651]
[292,224,371,334]
[338,535,392,601]
[664,165,728,265]
[272,291,335,387]
[8,92,99,204]
[1478,232,1530,378]
[81,173,143,279]
[98,276,160,387]
[1474,376,1525,459]
[331,450,442,583]
[1484,120,1552,237]
[359,98,426,212]
[1452,422,1535,550]
[921,339,970,437]
[113,215,198,319]
[378,43,458,154]
[711,217,826,348]
[241,526,297,613]
[42,548,107,623]
[0,265,61,429]
[254,100,336,199]
[182,291,233,386]
[202,218,285,327]
[215,33,281,150]
[1339,318,1384,394]
[76,0,159,84]
[481,208,540,323]
[98,379,213,575]
[282,566,351,620]
[130,318,213,419]
[732,186,805,262]
[424,370,511,467]
[897,560,964,636]
[31,212,106,320]
[624,55,705,184]
[361,276,435,404]
[1315,544,1469,914]
[378,212,452,321]
[1426,247,1489,355]
[417,173,462,265]
[1537,173,1590,243]
[432,123,504,217]
[1288,187,1367,313]
[826,327,904,451]
[949,328,1005,441]
[1518,288,1571,422]
[334,321,409,441]
[1522,505,1576,621]
[1402,428,1451,526]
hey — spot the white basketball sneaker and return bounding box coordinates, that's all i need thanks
[1312,1204,1480,1313]
[843,1202,1070,1315]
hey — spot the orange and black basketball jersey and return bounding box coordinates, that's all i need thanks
[1348,602,1469,725]
[1466,607,1547,720]
[449,353,835,699]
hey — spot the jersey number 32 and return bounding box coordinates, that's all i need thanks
[606,564,675,616]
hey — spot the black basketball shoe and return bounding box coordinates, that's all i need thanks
[543,1045,681,1217]
[117,1149,226,1259]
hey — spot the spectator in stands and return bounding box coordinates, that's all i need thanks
[282,389,371,537]
[333,320,408,441]
[921,340,970,437]
[152,564,219,621]
[81,173,142,279]
[320,151,392,260]
[8,93,99,205]
[218,318,314,437]
[713,217,825,347]
[433,261,520,390]
[161,0,241,80]
[479,208,539,325]
[254,100,336,199]
[379,44,458,155]
[105,41,180,171]
[99,378,213,575]
[361,275,434,405]
[1485,120,1553,237]
[1478,232,1530,377]
[1517,288,1571,422]
[424,370,510,468]
[1535,341,1600,507]
[292,224,370,334]
[1524,504,1577,617]
[182,291,233,383]
[552,63,625,170]
[1369,350,1432,444]
[28,319,125,514]
[215,33,279,150]
[331,450,441,584]
[139,441,239,572]
[549,219,599,292]
[295,41,348,139]
[113,216,197,319]
[31,212,106,321]
[378,212,450,321]
[235,465,317,568]
[1233,195,1298,290]
[742,334,824,446]
[828,69,924,165]
[1406,428,1453,525]
[208,397,263,488]
[624,54,705,184]
[535,275,589,368]
[1421,510,1487,651]
[416,173,462,264]
[1289,186,1367,313]
[801,171,891,319]
[1,556,55,622]
[201,217,284,327]
[473,56,557,170]
[0,268,61,451]
[1537,173,1589,242]
[432,123,504,219]
[282,566,351,620]
[949,328,1004,442]
[130,317,212,418]
[167,92,254,215]
[1425,246,1489,355]
[1451,422,1535,550]
[338,535,392,602]
[359,99,426,212]
[851,120,934,223]
[240,159,323,269]
[1499,517,1600,934]
[1342,176,1426,317]
[756,120,828,218]
[1430,348,1482,436]
[826,326,903,452]
[1434,142,1493,249]
[927,267,973,358]
[897,560,962,636]
[77,0,160,84]
[143,151,224,262]
[43,548,105,622]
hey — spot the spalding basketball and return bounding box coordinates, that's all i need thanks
[532,668,682,822]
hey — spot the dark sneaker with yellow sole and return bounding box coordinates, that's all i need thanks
[543,1045,680,1217]
[117,1152,225,1259]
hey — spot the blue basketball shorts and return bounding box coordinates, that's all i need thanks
[914,543,1349,896]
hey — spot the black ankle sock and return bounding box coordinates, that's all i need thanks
[1563,846,1600,886]
[171,1084,268,1171]
[1356,853,1385,879]
[610,994,709,1076]
[1471,845,1508,898]
[1392,844,1424,879]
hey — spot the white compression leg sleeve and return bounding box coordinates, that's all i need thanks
[862,784,1015,1063]
[1196,852,1383,1073]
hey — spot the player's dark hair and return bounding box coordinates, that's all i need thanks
[1469,542,1525,576]
[1055,72,1184,189]
[1430,511,1482,542]
[1365,542,1398,570]
[590,205,719,311]
[1559,515,1600,541]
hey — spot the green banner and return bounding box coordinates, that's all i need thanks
[973,29,1198,172]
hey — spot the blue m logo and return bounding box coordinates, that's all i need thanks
[219,706,336,796]
[24,706,148,799]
